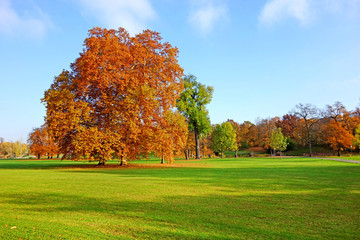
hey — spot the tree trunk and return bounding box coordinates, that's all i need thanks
[98,159,105,166]
[161,154,165,164]
[184,150,189,160]
[120,155,127,166]
[308,141,312,157]
[235,150,237,158]
[221,152,224,158]
[37,154,40,159]
[194,128,200,159]
[57,154,59,159]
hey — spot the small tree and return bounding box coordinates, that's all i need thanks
[210,122,237,158]
[354,124,360,149]
[269,128,288,156]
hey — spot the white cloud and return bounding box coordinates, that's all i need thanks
[189,0,228,36]
[77,0,156,35]
[259,0,311,26]
[259,0,360,26]
[0,0,52,38]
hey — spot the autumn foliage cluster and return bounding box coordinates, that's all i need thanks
[221,102,360,157]
[37,27,187,164]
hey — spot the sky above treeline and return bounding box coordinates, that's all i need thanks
[1,0,360,142]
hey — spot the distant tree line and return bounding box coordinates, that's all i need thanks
[0,137,28,158]
[198,101,360,158]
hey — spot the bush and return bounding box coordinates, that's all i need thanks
[285,138,296,152]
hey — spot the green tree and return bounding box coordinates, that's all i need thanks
[210,122,237,158]
[354,124,360,149]
[177,74,213,159]
[269,128,288,156]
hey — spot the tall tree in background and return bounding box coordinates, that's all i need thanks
[323,102,356,156]
[293,103,320,157]
[43,27,185,165]
[177,74,213,159]
[210,122,237,158]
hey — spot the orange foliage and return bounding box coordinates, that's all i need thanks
[28,125,59,159]
[324,121,354,156]
[43,27,185,164]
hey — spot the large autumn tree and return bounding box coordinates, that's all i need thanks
[43,27,185,165]
[177,74,213,159]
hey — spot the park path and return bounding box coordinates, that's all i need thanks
[312,157,360,164]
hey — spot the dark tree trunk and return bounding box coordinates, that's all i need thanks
[161,155,165,164]
[37,154,40,159]
[98,161,105,166]
[194,128,200,159]
[120,156,126,166]
[57,154,59,159]
[308,141,312,157]
[235,150,237,158]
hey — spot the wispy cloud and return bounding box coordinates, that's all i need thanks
[259,0,311,26]
[77,0,156,35]
[189,0,228,36]
[0,0,52,38]
[259,0,360,26]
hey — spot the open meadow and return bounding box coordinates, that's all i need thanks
[0,157,359,239]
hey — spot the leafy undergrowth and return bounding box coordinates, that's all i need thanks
[0,158,359,239]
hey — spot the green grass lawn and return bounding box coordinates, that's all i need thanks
[0,157,359,239]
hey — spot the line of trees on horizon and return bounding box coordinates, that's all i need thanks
[202,101,360,158]
[0,137,28,159]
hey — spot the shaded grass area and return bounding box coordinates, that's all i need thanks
[0,158,359,239]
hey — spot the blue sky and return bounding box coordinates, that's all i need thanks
[1,0,360,142]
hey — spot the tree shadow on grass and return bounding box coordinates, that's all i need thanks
[64,164,360,193]
[1,187,359,240]
[0,160,97,170]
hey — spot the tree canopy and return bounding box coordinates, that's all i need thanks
[269,128,288,154]
[210,122,237,158]
[42,27,186,164]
